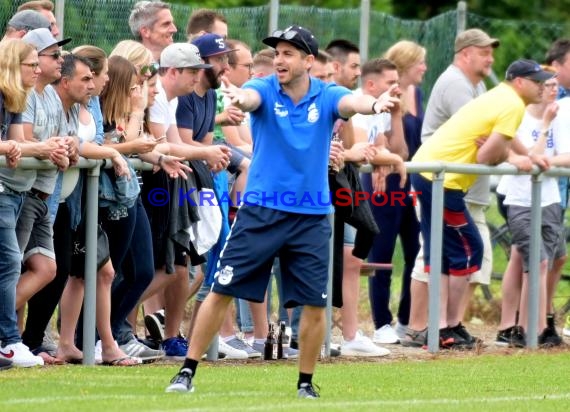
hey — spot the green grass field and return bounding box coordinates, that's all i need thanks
[1,353,570,411]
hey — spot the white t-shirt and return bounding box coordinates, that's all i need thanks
[503,103,570,207]
[60,106,96,202]
[149,78,177,129]
[351,88,391,144]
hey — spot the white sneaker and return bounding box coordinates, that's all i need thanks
[94,340,103,364]
[373,324,400,344]
[395,322,408,340]
[218,339,248,359]
[1,342,44,367]
[341,332,390,357]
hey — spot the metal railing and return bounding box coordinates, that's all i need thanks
[5,157,570,362]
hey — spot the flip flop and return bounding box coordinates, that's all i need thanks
[102,356,142,366]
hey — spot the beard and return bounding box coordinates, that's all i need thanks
[205,69,221,89]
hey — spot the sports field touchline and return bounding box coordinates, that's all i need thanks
[3,392,570,408]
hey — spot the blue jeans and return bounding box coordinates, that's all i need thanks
[0,190,24,345]
[235,298,253,333]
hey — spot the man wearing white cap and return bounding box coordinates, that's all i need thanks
[12,28,76,362]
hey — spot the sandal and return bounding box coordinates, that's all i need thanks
[102,356,141,366]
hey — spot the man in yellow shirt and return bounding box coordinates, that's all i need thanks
[411,59,553,349]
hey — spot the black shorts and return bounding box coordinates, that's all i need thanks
[212,205,331,307]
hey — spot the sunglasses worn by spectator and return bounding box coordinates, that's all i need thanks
[272,27,311,55]
[39,50,62,60]
[141,62,159,77]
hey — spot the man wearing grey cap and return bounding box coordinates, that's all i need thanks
[404,28,501,348]
[140,43,231,361]
[411,59,553,350]
[2,10,50,40]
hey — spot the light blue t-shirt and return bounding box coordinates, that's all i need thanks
[0,85,67,193]
[243,75,350,215]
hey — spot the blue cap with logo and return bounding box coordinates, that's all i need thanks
[191,33,236,58]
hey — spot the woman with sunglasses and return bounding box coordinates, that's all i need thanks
[111,39,158,85]
[98,55,191,362]
[0,39,43,368]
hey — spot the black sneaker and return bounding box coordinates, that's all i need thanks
[138,336,161,351]
[298,382,320,399]
[145,310,165,343]
[539,327,562,348]
[495,325,526,348]
[165,368,194,393]
[439,326,474,350]
[451,322,484,346]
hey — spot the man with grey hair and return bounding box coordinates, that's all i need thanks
[2,10,50,40]
[128,0,177,61]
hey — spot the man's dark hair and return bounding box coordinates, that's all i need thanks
[325,39,360,63]
[361,58,397,78]
[53,53,93,85]
[315,49,332,65]
[545,39,570,65]
[186,9,227,39]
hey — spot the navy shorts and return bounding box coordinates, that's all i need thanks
[411,174,483,276]
[212,205,331,307]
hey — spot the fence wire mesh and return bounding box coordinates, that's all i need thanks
[1,1,568,97]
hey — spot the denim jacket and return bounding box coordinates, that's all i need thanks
[99,157,140,220]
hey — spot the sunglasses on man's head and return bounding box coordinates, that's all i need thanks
[272,27,312,55]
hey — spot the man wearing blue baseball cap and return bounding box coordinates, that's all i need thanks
[166,25,399,398]
[177,33,238,144]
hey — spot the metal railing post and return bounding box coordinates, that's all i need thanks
[427,171,445,353]
[323,213,335,358]
[526,173,542,349]
[359,0,370,65]
[82,161,101,365]
[55,0,65,40]
[268,0,279,36]
[456,1,467,34]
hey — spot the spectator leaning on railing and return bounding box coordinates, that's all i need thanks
[411,59,553,350]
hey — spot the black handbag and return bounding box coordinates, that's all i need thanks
[71,223,111,277]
